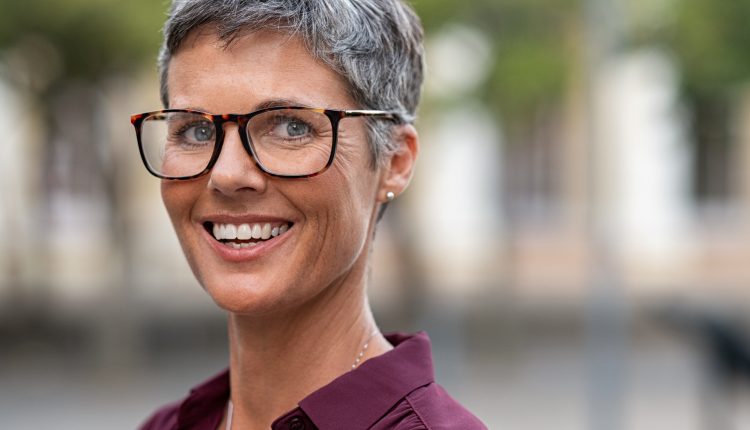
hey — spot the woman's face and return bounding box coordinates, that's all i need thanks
[163,28,388,315]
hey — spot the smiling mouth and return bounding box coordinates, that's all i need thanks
[203,221,292,249]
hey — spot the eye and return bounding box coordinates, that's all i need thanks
[270,116,313,140]
[248,109,330,147]
[183,121,215,143]
[283,120,311,138]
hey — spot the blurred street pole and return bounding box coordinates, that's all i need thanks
[582,0,628,429]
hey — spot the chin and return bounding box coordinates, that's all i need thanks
[199,272,305,317]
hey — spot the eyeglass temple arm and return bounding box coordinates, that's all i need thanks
[342,110,403,122]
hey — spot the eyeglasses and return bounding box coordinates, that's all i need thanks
[130,106,400,180]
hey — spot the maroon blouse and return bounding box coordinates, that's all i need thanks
[138,332,487,430]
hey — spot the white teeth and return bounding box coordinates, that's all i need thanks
[211,222,291,241]
[252,224,262,239]
[261,223,272,239]
[231,243,241,249]
[225,224,238,240]
[237,224,252,240]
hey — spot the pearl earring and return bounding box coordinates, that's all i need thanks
[386,191,396,202]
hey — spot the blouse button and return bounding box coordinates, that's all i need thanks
[289,417,305,430]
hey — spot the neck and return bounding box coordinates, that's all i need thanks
[224,267,391,430]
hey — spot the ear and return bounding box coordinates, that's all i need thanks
[378,124,419,202]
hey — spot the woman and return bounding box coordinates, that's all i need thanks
[132,0,486,429]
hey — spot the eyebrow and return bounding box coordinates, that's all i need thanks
[253,98,315,111]
[178,98,316,115]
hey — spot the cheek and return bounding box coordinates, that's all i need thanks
[160,180,203,240]
[321,144,379,216]
[161,181,183,223]
[310,163,380,255]
[160,180,209,282]
[162,181,194,216]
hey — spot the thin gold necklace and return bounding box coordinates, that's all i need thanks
[225,332,378,430]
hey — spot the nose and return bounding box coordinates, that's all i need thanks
[207,123,268,195]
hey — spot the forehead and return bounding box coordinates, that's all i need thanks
[167,27,355,112]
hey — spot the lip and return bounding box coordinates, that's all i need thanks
[197,214,295,263]
[199,213,294,225]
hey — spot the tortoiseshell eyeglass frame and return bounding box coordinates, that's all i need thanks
[130,106,401,180]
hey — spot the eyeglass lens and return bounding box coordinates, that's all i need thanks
[139,109,335,178]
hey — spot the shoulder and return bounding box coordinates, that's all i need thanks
[372,383,488,430]
[138,399,181,430]
[405,384,488,430]
[136,368,229,430]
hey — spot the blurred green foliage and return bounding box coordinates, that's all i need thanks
[0,0,166,80]
[0,0,579,125]
[413,0,579,124]
[667,0,750,99]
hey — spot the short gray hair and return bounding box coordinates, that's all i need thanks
[158,0,424,167]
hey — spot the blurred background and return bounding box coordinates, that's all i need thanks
[3,0,750,428]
